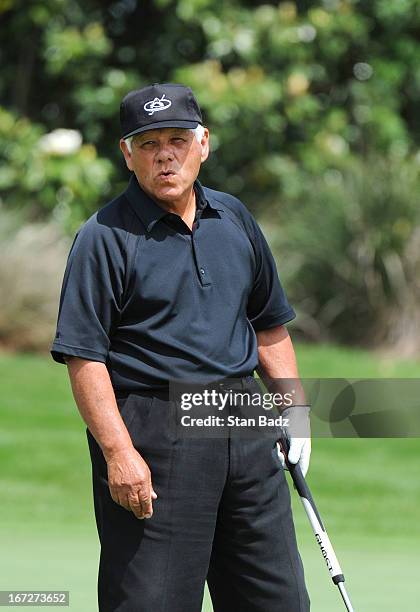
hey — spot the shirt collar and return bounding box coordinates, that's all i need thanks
[124,174,221,233]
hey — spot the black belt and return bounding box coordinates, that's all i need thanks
[115,375,256,402]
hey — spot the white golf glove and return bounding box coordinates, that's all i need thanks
[277,406,311,477]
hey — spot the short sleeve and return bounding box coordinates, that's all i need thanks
[50,218,125,364]
[246,219,296,331]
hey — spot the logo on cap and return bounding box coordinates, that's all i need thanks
[144,94,172,116]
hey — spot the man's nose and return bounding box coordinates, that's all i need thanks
[156,144,174,162]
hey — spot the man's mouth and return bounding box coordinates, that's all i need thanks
[158,170,176,178]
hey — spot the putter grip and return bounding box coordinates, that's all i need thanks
[278,427,324,528]
[278,428,312,499]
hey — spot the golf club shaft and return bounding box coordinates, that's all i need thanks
[279,430,355,612]
[338,582,355,612]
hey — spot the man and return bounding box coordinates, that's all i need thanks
[51,83,311,612]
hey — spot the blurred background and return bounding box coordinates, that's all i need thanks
[0,1,419,610]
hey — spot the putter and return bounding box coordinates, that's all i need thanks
[279,430,355,612]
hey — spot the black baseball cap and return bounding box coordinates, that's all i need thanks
[120,83,203,139]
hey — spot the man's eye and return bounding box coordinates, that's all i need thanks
[172,137,186,143]
[140,141,156,147]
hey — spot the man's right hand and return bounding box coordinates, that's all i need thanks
[65,359,158,520]
[106,446,158,520]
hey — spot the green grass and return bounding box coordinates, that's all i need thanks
[295,341,420,377]
[0,345,419,611]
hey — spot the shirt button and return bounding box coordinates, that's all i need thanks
[200,268,205,275]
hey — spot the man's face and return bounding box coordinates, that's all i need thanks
[120,127,209,205]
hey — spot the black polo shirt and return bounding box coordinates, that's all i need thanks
[51,175,295,393]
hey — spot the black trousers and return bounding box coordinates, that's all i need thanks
[87,380,310,612]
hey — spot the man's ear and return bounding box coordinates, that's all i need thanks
[200,128,210,163]
[120,139,133,171]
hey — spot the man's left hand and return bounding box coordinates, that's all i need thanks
[277,405,311,477]
[277,436,311,477]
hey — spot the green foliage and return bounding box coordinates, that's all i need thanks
[2,0,420,208]
[44,22,112,75]
[270,153,420,352]
[1,0,420,350]
[0,107,113,232]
